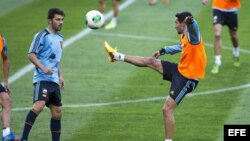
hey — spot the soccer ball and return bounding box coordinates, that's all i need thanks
[85,10,105,29]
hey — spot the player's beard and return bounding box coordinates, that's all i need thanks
[52,22,63,32]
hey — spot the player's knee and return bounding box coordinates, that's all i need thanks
[162,106,173,119]
[147,57,159,66]
[52,110,62,119]
[2,105,11,113]
[214,33,221,40]
[51,107,62,119]
[33,102,46,113]
[230,33,238,40]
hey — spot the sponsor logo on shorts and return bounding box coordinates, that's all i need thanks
[42,88,47,97]
[170,90,174,95]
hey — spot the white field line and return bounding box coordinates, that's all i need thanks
[12,83,250,112]
[10,31,250,84]
[91,32,250,54]
[6,0,250,112]
[7,0,135,84]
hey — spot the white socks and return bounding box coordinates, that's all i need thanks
[215,47,240,65]
[165,139,172,141]
[111,17,117,25]
[215,55,221,66]
[3,127,10,137]
[233,47,240,57]
[114,52,124,61]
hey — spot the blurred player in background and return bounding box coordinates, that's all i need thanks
[99,0,119,30]
[0,34,19,141]
[148,0,169,5]
[202,0,241,74]
[104,11,207,141]
[20,8,65,141]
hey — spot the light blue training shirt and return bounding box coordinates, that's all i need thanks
[28,28,63,84]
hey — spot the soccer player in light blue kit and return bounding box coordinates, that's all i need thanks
[20,8,65,141]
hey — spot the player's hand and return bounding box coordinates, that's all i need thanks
[43,68,53,75]
[202,0,208,5]
[153,51,161,59]
[184,16,194,24]
[59,76,65,89]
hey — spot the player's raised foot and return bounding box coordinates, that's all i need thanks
[211,64,220,74]
[104,22,117,30]
[2,132,20,141]
[233,56,240,67]
[104,41,117,62]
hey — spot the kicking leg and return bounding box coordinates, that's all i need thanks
[104,41,163,74]
[124,55,163,74]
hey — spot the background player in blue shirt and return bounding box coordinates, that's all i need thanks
[20,8,65,141]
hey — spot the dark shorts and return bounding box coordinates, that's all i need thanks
[161,60,199,105]
[0,84,7,93]
[213,9,238,31]
[33,81,62,107]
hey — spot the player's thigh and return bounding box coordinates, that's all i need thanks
[47,83,62,107]
[169,72,199,104]
[161,60,178,80]
[0,92,11,106]
[224,11,238,31]
[213,9,224,25]
[0,85,10,105]
[33,81,49,102]
[145,57,163,73]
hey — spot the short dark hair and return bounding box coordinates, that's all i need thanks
[175,11,193,23]
[47,8,65,19]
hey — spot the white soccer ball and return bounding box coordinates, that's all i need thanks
[85,10,105,29]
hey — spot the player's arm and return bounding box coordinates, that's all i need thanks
[58,65,65,89]
[1,38,10,93]
[28,32,53,75]
[58,41,64,89]
[2,48,9,84]
[153,43,182,58]
[28,52,53,75]
[185,16,201,45]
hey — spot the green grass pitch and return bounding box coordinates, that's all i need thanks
[0,0,250,140]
